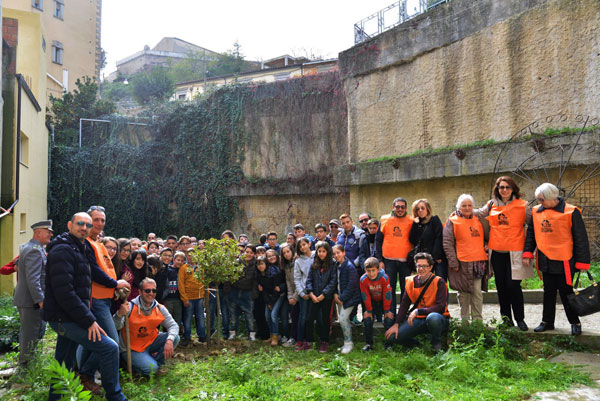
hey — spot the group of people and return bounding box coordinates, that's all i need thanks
[7,176,591,401]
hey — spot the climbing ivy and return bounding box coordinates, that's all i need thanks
[48,85,247,238]
[48,72,346,238]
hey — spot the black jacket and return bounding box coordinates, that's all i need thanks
[524,198,590,274]
[336,258,361,309]
[231,259,257,291]
[358,233,377,270]
[43,232,96,329]
[257,265,284,307]
[306,260,337,299]
[408,215,444,261]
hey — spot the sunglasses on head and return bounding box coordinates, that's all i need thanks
[75,221,93,228]
[143,288,157,294]
[88,205,105,212]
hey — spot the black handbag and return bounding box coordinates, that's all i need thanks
[567,270,600,316]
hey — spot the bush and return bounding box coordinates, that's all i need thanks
[0,296,20,350]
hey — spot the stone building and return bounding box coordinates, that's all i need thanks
[3,0,102,98]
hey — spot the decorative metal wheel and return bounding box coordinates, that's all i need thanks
[491,113,600,258]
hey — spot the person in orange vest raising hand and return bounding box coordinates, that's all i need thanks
[443,194,491,323]
[375,197,414,317]
[113,278,180,376]
[523,183,591,336]
[476,177,533,331]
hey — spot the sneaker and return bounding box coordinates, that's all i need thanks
[295,341,304,351]
[282,338,295,348]
[179,338,190,347]
[362,344,374,352]
[384,343,393,351]
[319,342,329,353]
[249,332,256,341]
[228,330,236,340]
[341,341,354,354]
[280,336,289,344]
[351,316,362,326]
[302,341,313,351]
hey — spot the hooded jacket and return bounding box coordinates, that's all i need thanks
[43,232,96,329]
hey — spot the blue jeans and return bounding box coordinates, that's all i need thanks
[209,290,230,336]
[265,296,285,336]
[183,298,206,341]
[49,321,125,401]
[383,259,411,316]
[296,298,310,342]
[77,297,119,377]
[128,332,180,375]
[226,288,255,333]
[385,313,449,347]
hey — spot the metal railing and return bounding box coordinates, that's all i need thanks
[354,0,450,44]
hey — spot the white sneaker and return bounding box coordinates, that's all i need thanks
[282,338,295,348]
[249,332,256,341]
[227,330,236,340]
[341,341,354,354]
[280,336,289,344]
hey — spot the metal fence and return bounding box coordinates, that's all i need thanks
[354,0,450,44]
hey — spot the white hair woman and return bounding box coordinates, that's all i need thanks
[443,194,490,322]
[523,183,591,335]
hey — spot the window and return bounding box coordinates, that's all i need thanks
[19,132,29,166]
[54,0,64,19]
[42,36,46,52]
[52,41,63,65]
[32,0,43,10]
[20,214,27,233]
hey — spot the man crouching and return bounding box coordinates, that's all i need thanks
[114,278,180,375]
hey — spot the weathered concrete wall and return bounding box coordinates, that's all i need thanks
[228,73,350,240]
[232,193,350,242]
[339,0,600,164]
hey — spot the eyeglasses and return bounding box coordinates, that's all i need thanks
[416,207,426,211]
[416,264,431,269]
[267,255,277,259]
[87,206,105,212]
[105,246,117,251]
[359,219,369,223]
[121,248,132,254]
[143,288,157,294]
[536,197,545,203]
[498,185,512,190]
[393,205,407,209]
[75,221,93,228]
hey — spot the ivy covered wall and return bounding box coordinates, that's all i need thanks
[48,72,349,240]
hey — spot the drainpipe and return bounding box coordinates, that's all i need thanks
[0,76,22,219]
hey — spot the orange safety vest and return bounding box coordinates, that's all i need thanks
[126,303,165,353]
[532,203,578,285]
[380,214,413,259]
[486,199,528,252]
[449,215,487,262]
[404,275,450,318]
[89,238,117,300]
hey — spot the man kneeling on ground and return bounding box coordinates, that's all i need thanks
[384,252,450,353]
[114,278,180,375]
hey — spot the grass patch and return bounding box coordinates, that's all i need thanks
[1,315,592,400]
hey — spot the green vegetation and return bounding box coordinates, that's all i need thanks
[1,317,592,400]
[0,296,19,349]
[129,67,175,105]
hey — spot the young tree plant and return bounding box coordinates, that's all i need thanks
[189,238,244,345]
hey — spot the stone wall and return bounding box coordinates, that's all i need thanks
[228,73,350,240]
[339,0,600,164]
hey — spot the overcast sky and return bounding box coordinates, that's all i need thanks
[101,0,423,77]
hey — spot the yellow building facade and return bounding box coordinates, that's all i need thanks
[0,8,48,294]
[3,0,101,98]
